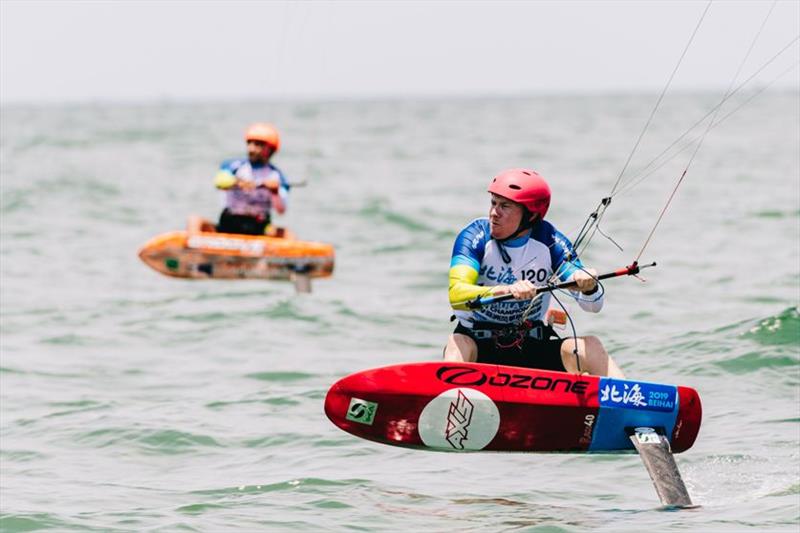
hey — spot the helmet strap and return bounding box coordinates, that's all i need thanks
[494,209,536,264]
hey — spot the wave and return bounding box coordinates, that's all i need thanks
[74,427,222,454]
[358,198,439,234]
[752,209,800,220]
[741,306,800,347]
[667,307,799,376]
[0,513,84,533]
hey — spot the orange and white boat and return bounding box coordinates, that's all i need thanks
[138,217,334,291]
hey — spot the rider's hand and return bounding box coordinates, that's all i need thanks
[574,269,598,294]
[236,178,256,191]
[262,180,280,193]
[506,279,537,300]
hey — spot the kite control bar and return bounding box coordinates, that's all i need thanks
[466,261,656,309]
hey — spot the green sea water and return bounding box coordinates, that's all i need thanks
[1,93,798,531]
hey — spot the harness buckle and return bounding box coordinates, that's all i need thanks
[472,320,547,348]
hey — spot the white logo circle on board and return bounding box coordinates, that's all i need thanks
[418,387,500,451]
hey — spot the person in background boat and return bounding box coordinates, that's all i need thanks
[444,168,625,378]
[213,123,290,235]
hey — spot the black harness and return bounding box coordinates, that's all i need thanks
[470,319,554,349]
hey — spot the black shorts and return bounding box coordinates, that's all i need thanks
[453,321,567,372]
[216,209,269,236]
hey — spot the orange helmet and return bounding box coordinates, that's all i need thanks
[244,123,280,152]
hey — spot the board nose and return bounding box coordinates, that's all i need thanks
[323,380,345,426]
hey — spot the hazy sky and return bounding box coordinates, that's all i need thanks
[1,0,798,103]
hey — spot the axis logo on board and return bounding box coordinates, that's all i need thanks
[418,388,500,451]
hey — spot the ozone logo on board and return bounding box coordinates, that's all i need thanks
[418,388,500,451]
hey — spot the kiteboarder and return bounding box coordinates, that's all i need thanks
[445,168,625,377]
[213,123,290,235]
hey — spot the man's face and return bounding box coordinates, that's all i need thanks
[247,140,272,164]
[489,193,525,240]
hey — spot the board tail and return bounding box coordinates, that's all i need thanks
[629,427,694,508]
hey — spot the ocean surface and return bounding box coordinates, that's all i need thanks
[1,92,798,532]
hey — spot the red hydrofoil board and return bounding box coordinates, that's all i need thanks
[325,362,702,454]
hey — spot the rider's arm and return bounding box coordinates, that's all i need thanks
[271,190,286,214]
[215,159,243,190]
[269,166,290,214]
[568,269,603,312]
[449,261,497,310]
[448,220,497,310]
[549,227,604,313]
[214,170,237,189]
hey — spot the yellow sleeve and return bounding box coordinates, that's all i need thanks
[448,264,498,310]
[214,170,236,190]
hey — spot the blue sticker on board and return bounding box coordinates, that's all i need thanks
[598,378,677,412]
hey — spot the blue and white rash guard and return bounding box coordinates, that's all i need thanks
[215,158,290,218]
[449,218,603,328]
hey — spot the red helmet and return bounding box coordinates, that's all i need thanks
[244,123,280,152]
[488,168,551,221]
